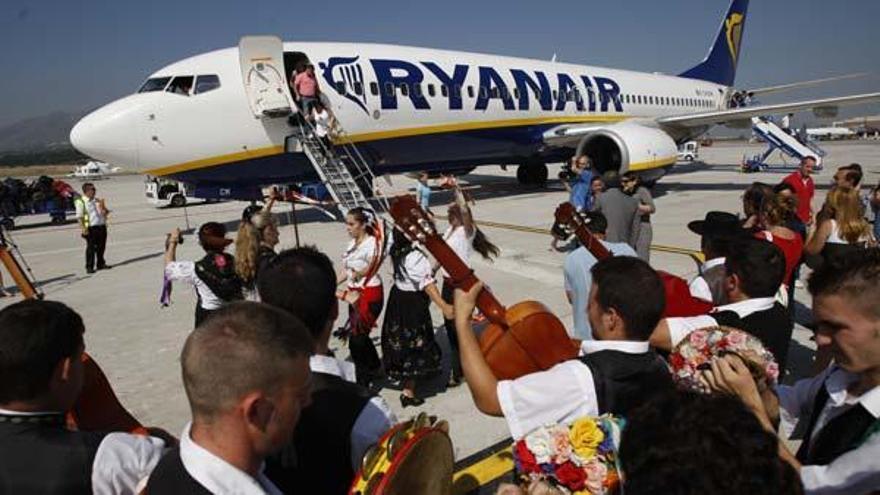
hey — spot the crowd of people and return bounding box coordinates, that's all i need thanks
[1,154,879,494]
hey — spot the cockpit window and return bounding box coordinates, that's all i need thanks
[194,75,221,94]
[138,77,171,93]
[167,76,194,96]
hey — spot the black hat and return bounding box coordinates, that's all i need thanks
[687,211,741,239]
[198,222,233,251]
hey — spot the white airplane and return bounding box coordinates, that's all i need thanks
[69,160,122,179]
[806,127,856,140]
[70,0,879,198]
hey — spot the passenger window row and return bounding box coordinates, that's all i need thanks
[620,94,714,109]
[137,74,221,95]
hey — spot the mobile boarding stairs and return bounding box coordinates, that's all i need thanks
[745,116,826,172]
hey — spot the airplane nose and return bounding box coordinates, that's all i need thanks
[70,99,139,168]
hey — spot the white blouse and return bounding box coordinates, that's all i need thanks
[442,225,475,278]
[394,249,435,292]
[342,236,382,288]
[827,219,871,245]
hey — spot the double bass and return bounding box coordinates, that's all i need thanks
[554,202,713,317]
[389,196,579,380]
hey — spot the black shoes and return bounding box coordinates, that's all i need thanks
[86,268,96,274]
[97,265,111,270]
[400,394,425,408]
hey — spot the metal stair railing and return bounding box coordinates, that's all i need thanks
[297,119,388,214]
[292,116,388,215]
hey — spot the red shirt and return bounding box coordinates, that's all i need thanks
[783,171,814,224]
[755,230,804,286]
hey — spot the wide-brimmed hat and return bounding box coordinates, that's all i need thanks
[687,211,741,239]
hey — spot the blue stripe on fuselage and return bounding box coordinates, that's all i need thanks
[164,122,569,185]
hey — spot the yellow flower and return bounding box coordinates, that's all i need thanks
[569,417,605,461]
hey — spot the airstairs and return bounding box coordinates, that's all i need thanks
[745,116,826,172]
[285,117,388,216]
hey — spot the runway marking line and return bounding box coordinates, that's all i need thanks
[436,215,705,263]
[453,437,515,494]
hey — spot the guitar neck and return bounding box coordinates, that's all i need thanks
[572,222,612,259]
[422,236,507,326]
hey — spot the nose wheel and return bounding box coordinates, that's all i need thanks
[516,162,548,186]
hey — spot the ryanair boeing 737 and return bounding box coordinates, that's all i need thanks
[69,0,879,197]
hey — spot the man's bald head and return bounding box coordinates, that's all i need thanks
[181,302,314,420]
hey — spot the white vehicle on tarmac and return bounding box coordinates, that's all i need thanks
[145,177,199,207]
[677,141,699,161]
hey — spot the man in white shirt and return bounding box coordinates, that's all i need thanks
[705,249,880,495]
[454,256,672,440]
[145,302,314,494]
[686,211,741,305]
[0,299,164,494]
[74,182,110,274]
[259,247,397,494]
[563,211,637,340]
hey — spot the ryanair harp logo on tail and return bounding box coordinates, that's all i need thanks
[725,12,744,63]
[320,56,369,115]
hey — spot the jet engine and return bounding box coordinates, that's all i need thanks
[574,123,679,177]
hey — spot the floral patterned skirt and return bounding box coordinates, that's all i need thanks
[381,286,442,380]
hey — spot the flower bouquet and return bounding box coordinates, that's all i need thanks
[669,325,779,394]
[513,415,624,495]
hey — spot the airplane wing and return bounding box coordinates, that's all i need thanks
[657,92,880,128]
[745,73,872,96]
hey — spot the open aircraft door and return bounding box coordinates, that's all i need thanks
[239,36,294,119]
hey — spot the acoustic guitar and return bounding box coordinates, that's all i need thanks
[390,195,579,380]
[554,202,713,317]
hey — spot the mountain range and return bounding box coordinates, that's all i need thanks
[0,111,86,153]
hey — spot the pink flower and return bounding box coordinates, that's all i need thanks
[688,330,708,349]
[726,330,747,347]
[584,458,608,494]
[213,254,227,268]
[549,425,573,463]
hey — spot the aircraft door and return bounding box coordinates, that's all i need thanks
[239,36,294,119]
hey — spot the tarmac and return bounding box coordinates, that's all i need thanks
[2,140,879,476]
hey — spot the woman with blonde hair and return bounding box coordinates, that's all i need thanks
[235,202,280,295]
[805,187,873,268]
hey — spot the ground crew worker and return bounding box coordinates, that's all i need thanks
[74,182,109,274]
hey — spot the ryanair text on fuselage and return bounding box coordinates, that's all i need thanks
[319,57,625,115]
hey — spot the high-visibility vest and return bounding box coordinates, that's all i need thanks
[74,196,90,228]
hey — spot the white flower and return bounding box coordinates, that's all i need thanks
[525,426,554,464]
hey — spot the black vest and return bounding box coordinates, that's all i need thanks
[0,413,107,494]
[144,447,213,494]
[579,349,673,416]
[195,252,244,303]
[712,302,793,371]
[265,371,373,495]
[795,384,880,465]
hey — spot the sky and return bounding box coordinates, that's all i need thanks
[1,0,878,128]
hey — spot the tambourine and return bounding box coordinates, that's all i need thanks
[349,412,453,495]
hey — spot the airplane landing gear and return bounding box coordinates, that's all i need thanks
[516,162,548,186]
